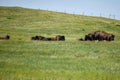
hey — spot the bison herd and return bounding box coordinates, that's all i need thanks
[31,35,65,41]
[0,31,115,42]
[79,30,115,41]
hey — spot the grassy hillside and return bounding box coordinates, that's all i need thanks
[0,6,120,80]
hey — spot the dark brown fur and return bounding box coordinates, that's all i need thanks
[55,35,65,41]
[82,31,115,41]
[31,35,65,41]
[0,35,10,40]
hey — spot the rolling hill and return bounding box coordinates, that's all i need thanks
[0,6,120,80]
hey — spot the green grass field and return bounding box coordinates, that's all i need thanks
[0,6,120,80]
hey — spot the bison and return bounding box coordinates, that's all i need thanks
[0,35,10,40]
[31,35,65,41]
[55,35,65,41]
[80,31,115,41]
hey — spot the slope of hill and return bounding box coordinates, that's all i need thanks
[0,6,120,80]
[0,6,120,40]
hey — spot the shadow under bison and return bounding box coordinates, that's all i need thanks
[79,31,115,41]
[31,35,65,41]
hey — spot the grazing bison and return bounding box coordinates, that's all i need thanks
[31,35,65,41]
[55,35,65,41]
[0,35,10,40]
[31,36,47,40]
[80,30,115,41]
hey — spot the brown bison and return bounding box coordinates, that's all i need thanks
[0,35,10,40]
[31,35,65,41]
[81,31,115,41]
[31,36,44,40]
[55,35,65,41]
